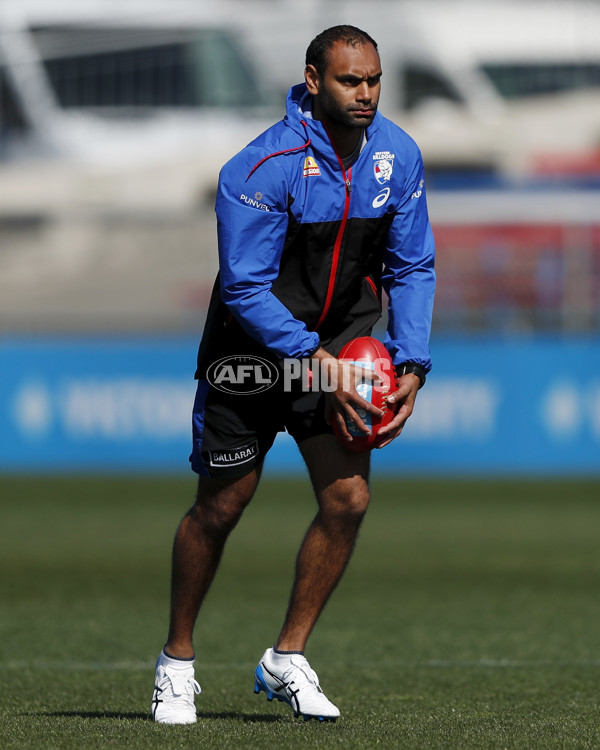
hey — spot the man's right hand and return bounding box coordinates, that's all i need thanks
[311,348,383,444]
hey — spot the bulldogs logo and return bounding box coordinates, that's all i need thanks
[374,158,393,184]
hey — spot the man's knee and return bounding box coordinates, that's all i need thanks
[320,479,371,524]
[301,434,372,523]
[190,470,259,536]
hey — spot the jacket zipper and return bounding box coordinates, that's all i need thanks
[314,159,352,331]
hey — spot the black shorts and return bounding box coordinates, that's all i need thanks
[189,378,332,479]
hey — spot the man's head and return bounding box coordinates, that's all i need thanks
[304,25,382,132]
[305,25,378,78]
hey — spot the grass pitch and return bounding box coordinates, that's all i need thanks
[2,474,600,749]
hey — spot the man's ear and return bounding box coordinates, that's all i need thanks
[304,64,320,95]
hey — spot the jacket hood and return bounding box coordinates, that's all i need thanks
[284,83,383,158]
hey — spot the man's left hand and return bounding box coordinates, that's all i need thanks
[375,373,421,448]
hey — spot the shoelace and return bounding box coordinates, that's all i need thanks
[188,678,202,696]
[164,669,201,700]
[282,658,323,693]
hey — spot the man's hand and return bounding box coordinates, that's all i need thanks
[375,373,421,448]
[311,347,383,444]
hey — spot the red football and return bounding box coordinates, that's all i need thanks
[332,336,398,453]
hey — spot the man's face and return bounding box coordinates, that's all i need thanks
[307,40,382,130]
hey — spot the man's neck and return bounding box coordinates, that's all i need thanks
[325,123,364,160]
[310,99,365,159]
[341,131,366,170]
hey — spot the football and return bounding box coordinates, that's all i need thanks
[332,336,398,453]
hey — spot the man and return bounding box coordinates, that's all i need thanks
[151,25,435,724]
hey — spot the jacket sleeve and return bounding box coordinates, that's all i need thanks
[215,149,320,360]
[382,145,436,371]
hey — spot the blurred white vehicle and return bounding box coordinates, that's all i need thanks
[1,0,600,215]
[240,0,600,181]
[0,1,279,213]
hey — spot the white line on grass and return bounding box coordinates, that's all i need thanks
[5,658,600,671]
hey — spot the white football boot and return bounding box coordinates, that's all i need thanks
[254,648,340,721]
[151,651,201,724]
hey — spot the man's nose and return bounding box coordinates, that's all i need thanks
[356,81,371,100]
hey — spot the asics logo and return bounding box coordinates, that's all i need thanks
[263,664,287,693]
[372,188,390,208]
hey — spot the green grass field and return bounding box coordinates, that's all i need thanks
[2,474,600,749]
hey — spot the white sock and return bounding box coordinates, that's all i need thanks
[271,648,304,666]
[160,648,195,669]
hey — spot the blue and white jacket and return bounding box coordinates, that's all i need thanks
[197,83,435,374]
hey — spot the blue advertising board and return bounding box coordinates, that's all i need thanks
[1,337,598,475]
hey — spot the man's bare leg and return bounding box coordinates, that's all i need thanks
[274,434,371,652]
[165,467,262,658]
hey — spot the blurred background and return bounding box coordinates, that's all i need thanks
[1,0,599,475]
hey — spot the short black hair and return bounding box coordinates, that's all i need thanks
[305,25,379,77]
